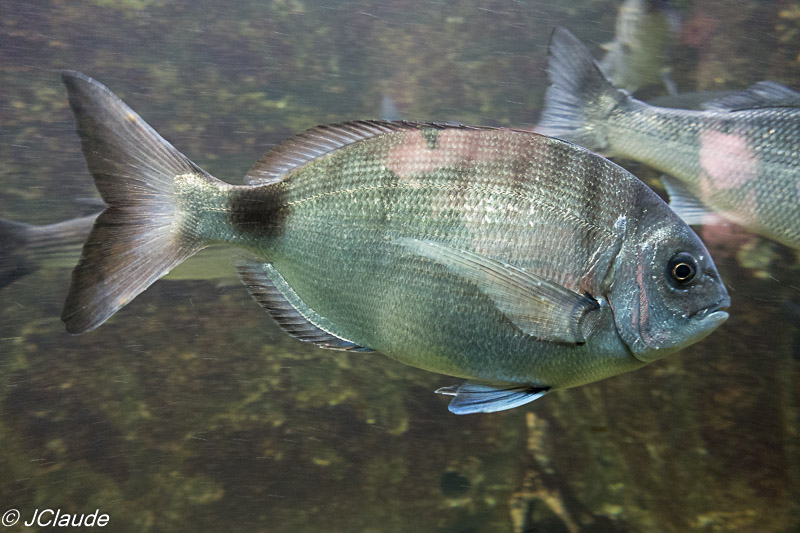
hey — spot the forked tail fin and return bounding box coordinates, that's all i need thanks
[0,213,99,289]
[60,71,216,333]
[537,26,631,153]
[0,217,35,289]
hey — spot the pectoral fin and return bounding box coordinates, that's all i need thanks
[397,238,600,344]
[661,175,721,226]
[436,381,550,414]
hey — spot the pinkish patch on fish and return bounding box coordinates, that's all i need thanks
[698,178,760,228]
[386,130,506,180]
[699,130,757,192]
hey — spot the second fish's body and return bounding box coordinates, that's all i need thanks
[539,26,800,250]
[60,72,728,414]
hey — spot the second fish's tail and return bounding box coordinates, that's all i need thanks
[60,71,222,334]
[537,26,632,153]
[0,217,36,289]
[0,213,99,290]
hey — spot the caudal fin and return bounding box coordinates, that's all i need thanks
[61,71,212,334]
[0,218,36,289]
[0,213,101,290]
[537,27,630,152]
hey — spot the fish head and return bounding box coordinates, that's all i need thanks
[609,217,730,363]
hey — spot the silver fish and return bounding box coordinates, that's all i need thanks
[59,71,729,414]
[0,214,96,289]
[539,26,800,251]
[0,214,236,288]
[599,0,680,95]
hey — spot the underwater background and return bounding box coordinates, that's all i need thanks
[1,0,799,531]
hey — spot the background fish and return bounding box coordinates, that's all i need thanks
[598,0,680,95]
[0,92,410,292]
[0,216,96,290]
[60,71,728,414]
[538,26,800,251]
[0,213,237,289]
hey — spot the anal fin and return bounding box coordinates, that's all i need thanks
[235,258,373,352]
[436,381,550,414]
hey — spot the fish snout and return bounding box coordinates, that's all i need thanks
[690,295,731,337]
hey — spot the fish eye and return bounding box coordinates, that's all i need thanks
[667,252,698,286]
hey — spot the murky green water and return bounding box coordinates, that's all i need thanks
[1,1,799,531]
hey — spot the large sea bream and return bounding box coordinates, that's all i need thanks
[59,71,729,414]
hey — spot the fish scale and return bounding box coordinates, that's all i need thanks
[540,26,800,249]
[59,71,729,414]
[614,108,800,244]
[254,132,618,292]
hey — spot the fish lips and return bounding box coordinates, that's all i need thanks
[690,298,731,322]
[631,296,730,363]
[680,296,731,346]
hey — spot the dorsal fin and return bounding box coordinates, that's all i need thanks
[702,81,800,111]
[243,120,473,186]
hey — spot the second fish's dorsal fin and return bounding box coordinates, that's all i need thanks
[235,258,373,352]
[702,81,800,111]
[244,120,461,186]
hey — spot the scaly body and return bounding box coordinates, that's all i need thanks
[175,127,642,387]
[59,72,729,414]
[539,27,800,250]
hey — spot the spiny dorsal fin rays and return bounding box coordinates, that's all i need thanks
[243,120,494,186]
[702,81,800,112]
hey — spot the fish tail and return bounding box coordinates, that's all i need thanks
[537,27,631,153]
[60,71,221,334]
[0,217,36,289]
[0,213,101,289]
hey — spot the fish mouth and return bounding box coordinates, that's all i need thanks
[673,298,730,353]
[690,299,731,322]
